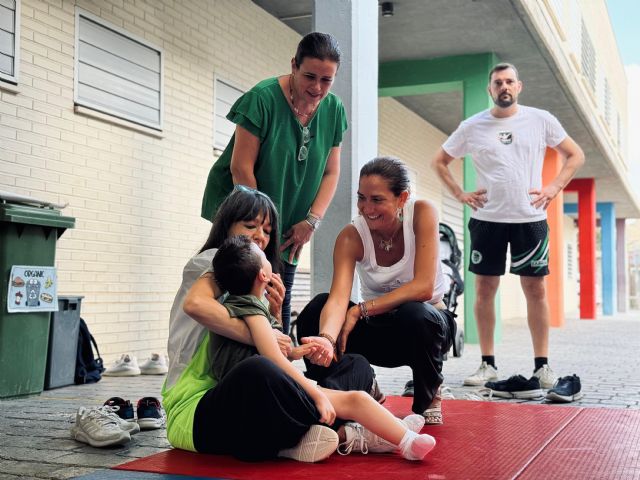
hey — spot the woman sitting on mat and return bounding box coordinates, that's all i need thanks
[209,235,436,461]
[163,187,425,463]
[296,156,457,425]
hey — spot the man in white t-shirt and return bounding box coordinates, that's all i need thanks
[432,63,584,395]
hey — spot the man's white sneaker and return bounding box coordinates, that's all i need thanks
[139,353,168,375]
[70,407,131,447]
[533,364,556,389]
[103,354,141,377]
[278,425,338,462]
[463,361,498,386]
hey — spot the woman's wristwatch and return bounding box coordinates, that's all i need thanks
[304,212,321,231]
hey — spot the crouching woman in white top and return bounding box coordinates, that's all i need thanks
[296,156,456,425]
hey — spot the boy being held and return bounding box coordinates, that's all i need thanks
[211,236,436,461]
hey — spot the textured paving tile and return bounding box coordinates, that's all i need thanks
[0,313,638,478]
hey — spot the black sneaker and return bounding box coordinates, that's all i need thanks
[103,397,140,434]
[104,397,135,420]
[402,380,414,397]
[484,375,544,399]
[545,374,583,403]
[136,397,166,430]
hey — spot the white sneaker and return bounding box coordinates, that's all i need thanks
[70,407,131,447]
[278,425,338,463]
[338,422,396,455]
[103,354,141,377]
[533,364,556,389]
[463,361,498,386]
[139,353,168,375]
[100,405,140,435]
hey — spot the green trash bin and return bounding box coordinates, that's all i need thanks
[0,193,75,398]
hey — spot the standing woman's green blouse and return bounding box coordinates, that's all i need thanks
[201,77,348,265]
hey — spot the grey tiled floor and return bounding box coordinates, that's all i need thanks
[0,312,638,479]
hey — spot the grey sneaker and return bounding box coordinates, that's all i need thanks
[338,421,394,455]
[463,361,498,386]
[533,364,556,389]
[278,425,338,463]
[70,407,131,447]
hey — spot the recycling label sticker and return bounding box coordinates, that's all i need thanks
[7,266,58,313]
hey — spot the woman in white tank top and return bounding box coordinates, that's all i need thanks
[296,156,456,425]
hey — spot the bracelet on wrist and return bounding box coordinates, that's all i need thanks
[305,212,321,231]
[318,332,337,352]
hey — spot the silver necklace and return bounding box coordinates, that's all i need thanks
[289,74,317,119]
[377,222,402,252]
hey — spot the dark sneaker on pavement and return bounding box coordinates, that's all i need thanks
[485,375,544,399]
[136,397,166,430]
[546,374,583,403]
[103,397,140,434]
[402,380,414,397]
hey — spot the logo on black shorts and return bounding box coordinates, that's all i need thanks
[498,131,513,145]
[471,250,483,264]
[531,259,548,267]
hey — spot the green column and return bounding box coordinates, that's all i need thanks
[461,61,501,344]
[379,53,502,344]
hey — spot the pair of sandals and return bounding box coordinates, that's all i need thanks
[402,381,444,425]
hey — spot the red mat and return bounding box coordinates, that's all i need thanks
[115,397,637,480]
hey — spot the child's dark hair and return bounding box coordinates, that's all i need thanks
[294,32,341,68]
[199,188,281,273]
[212,236,262,295]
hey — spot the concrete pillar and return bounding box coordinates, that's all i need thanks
[599,203,616,315]
[565,178,597,319]
[311,0,378,297]
[616,218,627,313]
[543,148,565,327]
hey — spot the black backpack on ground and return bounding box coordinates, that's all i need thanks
[74,318,105,384]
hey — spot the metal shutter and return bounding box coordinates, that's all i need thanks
[214,79,244,151]
[0,0,18,82]
[76,10,162,129]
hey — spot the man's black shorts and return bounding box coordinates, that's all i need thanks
[468,218,549,276]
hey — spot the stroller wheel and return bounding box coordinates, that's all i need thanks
[453,329,464,357]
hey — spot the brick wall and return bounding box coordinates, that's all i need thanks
[0,0,299,361]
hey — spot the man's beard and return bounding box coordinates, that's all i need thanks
[494,93,515,108]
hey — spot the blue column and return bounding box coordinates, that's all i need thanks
[599,203,616,315]
[565,202,617,315]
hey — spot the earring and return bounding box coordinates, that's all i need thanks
[397,208,403,222]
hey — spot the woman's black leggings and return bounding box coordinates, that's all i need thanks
[296,293,456,414]
[193,354,373,461]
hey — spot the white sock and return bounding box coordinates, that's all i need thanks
[398,430,436,461]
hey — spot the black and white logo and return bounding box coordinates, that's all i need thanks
[498,131,513,145]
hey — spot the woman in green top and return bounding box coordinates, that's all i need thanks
[201,32,348,334]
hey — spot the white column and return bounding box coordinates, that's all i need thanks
[311,0,378,297]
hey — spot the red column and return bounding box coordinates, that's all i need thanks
[543,149,564,327]
[566,178,597,319]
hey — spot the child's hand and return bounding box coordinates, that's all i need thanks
[288,342,320,361]
[312,391,336,426]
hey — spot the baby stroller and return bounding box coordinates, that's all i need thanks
[439,222,465,357]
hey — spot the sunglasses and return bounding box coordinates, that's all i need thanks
[298,126,311,162]
[233,184,270,200]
